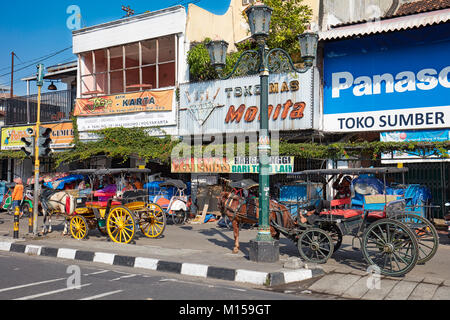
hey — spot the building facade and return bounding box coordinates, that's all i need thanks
[319,5,450,216]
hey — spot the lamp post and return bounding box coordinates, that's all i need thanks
[207,3,318,262]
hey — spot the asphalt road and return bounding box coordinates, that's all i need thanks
[0,251,315,303]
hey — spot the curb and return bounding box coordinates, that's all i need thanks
[0,241,324,286]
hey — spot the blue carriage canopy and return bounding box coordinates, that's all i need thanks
[44,175,86,190]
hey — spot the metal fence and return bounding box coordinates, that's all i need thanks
[5,90,74,125]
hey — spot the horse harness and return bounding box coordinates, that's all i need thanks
[224,189,258,222]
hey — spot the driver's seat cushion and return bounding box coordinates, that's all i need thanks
[320,209,363,219]
[86,201,122,208]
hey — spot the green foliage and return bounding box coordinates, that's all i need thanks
[186,39,217,82]
[173,140,450,161]
[0,150,28,160]
[262,0,313,60]
[187,39,244,82]
[187,0,313,81]
[53,127,180,167]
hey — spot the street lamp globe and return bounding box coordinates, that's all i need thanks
[206,40,229,71]
[298,31,319,67]
[245,4,273,41]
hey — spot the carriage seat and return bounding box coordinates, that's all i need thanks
[318,198,364,219]
[362,195,402,219]
[86,201,122,208]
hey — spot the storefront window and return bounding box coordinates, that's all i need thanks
[142,39,157,65]
[110,71,124,94]
[94,49,107,73]
[159,36,175,63]
[125,43,140,68]
[79,35,176,97]
[81,52,94,75]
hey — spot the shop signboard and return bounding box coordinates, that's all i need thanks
[75,89,177,139]
[77,112,177,133]
[323,25,450,132]
[380,129,450,163]
[74,89,174,117]
[179,70,319,136]
[171,156,294,174]
[1,122,75,151]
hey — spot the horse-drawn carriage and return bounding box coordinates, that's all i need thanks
[63,168,166,244]
[218,167,439,277]
[151,179,192,225]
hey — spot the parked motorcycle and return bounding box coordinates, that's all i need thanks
[445,202,450,238]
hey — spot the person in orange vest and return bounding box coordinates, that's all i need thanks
[12,178,24,217]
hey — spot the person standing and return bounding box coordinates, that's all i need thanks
[11,178,24,217]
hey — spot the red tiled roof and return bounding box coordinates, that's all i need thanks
[396,0,450,16]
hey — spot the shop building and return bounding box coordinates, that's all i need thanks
[0,61,77,182]
[319,4,450,217]
[71,5,187,170]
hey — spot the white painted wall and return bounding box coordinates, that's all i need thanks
[72,6,187,54]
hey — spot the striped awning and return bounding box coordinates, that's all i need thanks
[320,8,450,41]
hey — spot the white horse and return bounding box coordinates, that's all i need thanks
[41,191,76,235]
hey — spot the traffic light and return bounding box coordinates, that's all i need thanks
[38,127,53,157]
[20,128,35,157]
[36,64,44,87]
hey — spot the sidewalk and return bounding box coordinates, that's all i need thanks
[0,213,323,287]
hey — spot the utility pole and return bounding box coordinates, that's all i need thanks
[10,52,14,98]
[33,64,44,235]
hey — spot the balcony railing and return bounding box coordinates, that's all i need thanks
[5,90,75,126]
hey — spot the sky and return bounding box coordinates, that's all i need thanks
[0,0,231,96]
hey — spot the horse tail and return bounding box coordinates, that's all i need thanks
[65,194,76,215]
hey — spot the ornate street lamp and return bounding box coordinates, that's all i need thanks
[207,3,318,262]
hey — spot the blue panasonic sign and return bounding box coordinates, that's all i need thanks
[323,24,450,132]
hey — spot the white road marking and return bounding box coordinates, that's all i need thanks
[159,278,247,292]
[79,290,123,300]
[14,283,92,300]
[84,270,110,276]
[0,278,66,293]
[110,274,137,282]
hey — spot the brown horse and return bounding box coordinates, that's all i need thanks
[217,190,297,254]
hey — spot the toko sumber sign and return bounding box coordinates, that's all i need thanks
[323,27,450,132]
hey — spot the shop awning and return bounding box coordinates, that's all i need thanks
[319,8,450,41]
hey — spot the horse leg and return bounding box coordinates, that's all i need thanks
[41,210,48,235]
[48,214,53,233]
[62,220,69,236]
[232,218,240,254]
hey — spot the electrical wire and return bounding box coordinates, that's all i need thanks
[0,46,73,78]
[0,48,74,73]
[0,53,76,88]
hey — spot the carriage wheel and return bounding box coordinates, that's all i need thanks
[172,210,187,225]
[139,204,166,239]
[70,216,88,240]
[297,228,334,264]
[391,214,438,264]
[320,223,343,254]
[106,206,136,244]
[362,219,419,277]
